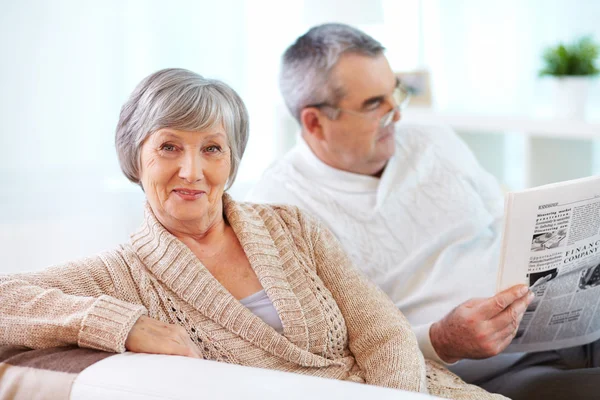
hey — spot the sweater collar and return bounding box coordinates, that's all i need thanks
[130,194,341,368]
[293,136,400,209]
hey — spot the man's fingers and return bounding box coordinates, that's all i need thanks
[492,317,521,343]
[489,289,534,332]
[478,284,531,320]
[497,327,519,353]
[432,288,534,361]
[479,321,522,358]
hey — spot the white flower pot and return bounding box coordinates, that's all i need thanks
[551,77,591,119]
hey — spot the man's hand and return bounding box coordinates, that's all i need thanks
[125,315,202,358]
[430,284,534,363]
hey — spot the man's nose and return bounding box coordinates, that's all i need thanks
[392,107,401,123]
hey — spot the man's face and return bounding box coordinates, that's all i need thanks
[316,53,400,176]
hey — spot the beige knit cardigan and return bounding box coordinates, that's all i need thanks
[0,195,505,399]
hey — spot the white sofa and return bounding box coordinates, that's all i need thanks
[71,353,440,400]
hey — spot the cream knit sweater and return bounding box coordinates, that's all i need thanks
[0,195,504,399]
[246,125,505,367]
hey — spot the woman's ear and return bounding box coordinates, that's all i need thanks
[300,107,326,140]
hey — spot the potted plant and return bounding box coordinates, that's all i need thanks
[539,36,599,119]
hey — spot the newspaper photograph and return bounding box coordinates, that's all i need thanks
[497,175,600,352]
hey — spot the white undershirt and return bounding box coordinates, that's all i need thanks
[240,290,284,334]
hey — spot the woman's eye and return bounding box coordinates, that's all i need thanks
[160,144,177,152]
[205,145,222,153]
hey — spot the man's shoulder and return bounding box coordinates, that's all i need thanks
[246,173,306,206]
[245,147,313,206]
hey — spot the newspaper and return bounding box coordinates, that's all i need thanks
[497,175,600,352]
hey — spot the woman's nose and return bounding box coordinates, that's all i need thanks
[179,153,204,183]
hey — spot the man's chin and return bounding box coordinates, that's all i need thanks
[375,133,396,157]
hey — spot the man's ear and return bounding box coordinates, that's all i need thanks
[300,107,326,140]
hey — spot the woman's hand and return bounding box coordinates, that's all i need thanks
[125,315,202,358]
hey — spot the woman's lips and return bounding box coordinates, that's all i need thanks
[173,188,205,201]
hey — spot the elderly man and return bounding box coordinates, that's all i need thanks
[247,23,600,400]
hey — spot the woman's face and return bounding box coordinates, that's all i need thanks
[139,125,231,230]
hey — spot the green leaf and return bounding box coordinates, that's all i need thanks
[538,35,600,77]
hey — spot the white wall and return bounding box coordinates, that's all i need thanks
[0,0,251,272]
[1,0,599,273]
[423,0,600,115]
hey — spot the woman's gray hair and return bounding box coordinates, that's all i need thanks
[115,68,249,190]
[280,23,385,122]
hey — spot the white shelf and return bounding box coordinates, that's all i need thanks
[401,108,600,190]
[402,108,600,139]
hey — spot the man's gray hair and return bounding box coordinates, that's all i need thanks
[280,23,385,122]
[115,68,249,190]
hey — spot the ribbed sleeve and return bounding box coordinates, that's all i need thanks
[78,295,147,353]
[0,256,145,353]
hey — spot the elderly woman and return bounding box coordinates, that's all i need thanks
[0,69,503,399]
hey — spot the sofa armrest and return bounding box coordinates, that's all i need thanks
[71,353,439,400]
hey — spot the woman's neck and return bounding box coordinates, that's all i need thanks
[173,217,228,248]
[154,202,229,250]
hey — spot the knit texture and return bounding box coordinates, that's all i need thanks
[0,195,504,399]
[246,124,505,364]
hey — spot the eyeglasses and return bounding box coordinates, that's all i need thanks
[309,82,411,129]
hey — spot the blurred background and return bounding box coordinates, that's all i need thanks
[1,0,599,273]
